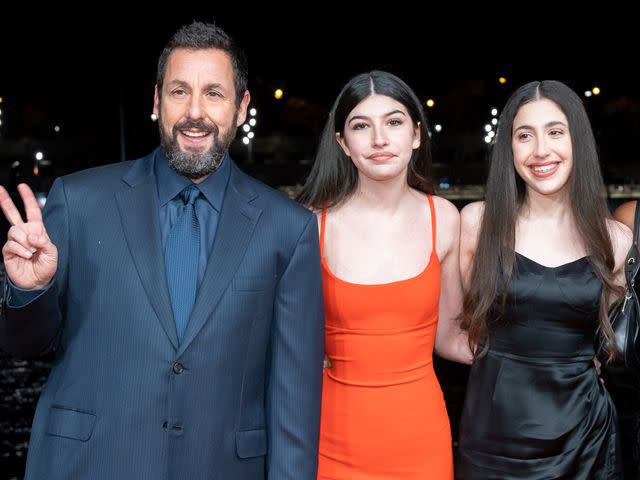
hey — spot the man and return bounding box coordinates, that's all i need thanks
[0,21,324,480]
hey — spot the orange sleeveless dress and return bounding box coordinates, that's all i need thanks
[317,195,453,480]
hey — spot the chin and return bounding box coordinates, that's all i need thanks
[180,144,210,155]
[366,166,407,181]
[530,183,570,197]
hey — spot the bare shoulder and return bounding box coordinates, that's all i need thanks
[613,200,637,230]
[607,218,633,266]
[429,196,461,258]
[431,195,461,227]
[460,201,485,234]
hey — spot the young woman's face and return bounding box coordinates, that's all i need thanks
[511,98,573,198]
[337,94,420,183]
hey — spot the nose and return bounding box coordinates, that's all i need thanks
[186,95,204,120]
[372,124,389,147]
[534,137,550,158]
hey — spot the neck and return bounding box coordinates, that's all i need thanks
[191,175,208,184]
[521,187,572,221]
[349,172,411,211]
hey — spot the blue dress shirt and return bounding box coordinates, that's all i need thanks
[155,149,230,285]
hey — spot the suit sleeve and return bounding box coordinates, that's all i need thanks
[0,177,69,357]
[266,212,324,479]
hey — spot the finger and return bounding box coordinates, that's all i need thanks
[0,185,25,226]
[3,240,34,260]
[17,183,43,223]
[7,225,35,253]
[26,232,52,251]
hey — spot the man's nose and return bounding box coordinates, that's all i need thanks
[186,96,204,120]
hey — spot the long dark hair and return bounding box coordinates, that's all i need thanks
[297,70,433,208]
[462,80,619,358]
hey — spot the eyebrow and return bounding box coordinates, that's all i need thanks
[513,120,568,132]
[347,109,407,124]
[165,80,226,91]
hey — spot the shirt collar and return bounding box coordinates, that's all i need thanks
[154,148,231,212]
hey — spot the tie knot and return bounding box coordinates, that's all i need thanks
[180,185,200,206]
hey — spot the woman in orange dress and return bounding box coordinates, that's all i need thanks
[297,71,473,480]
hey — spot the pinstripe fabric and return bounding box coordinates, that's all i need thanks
[165,185,200,341]
[0,148,324,480]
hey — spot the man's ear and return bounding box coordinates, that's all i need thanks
[153,85,160,116]
[236,90,251,127]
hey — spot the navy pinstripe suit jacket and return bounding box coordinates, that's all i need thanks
[1,148,324,479]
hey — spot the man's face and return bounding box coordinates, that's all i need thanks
[154,48,250,181]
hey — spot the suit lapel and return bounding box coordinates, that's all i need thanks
[178,164,262,355]
[115,152,179,349]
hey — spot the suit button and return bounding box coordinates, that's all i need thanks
[172,362,185,374]
[162,421,168,430]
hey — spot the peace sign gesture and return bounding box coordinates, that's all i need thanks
[0,183,58,290]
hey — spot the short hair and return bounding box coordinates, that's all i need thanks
[156,21,248,106]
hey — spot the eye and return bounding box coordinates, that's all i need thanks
[351,122,369,131]
[206,90,221,98]
[388,118,403,126]
[549,129,565,137]
[516,132,532,141]
[172,88,187,97]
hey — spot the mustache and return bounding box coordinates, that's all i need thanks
[172,119,219,136]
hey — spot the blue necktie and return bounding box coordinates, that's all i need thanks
[165,185,200,341]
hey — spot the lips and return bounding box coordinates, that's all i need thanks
[529,161,560,178]
[180,129,212,143]
[173,120,217,146]
[181,130,210,138]
[368,152,395,161]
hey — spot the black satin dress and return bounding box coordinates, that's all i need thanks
[457,253,622,479]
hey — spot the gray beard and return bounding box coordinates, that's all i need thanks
[159,114,238,179]
[164,142,226,179]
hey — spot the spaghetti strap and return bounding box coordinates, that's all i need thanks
[427,194,436,251]
[320,207,327,258]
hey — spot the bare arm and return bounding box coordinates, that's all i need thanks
[459,201,484,292]
[607,218,633,293]
[433,198,473,364]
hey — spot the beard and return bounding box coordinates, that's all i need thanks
[158,112,238,179]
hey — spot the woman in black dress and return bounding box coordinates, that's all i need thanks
[457,80,631,479]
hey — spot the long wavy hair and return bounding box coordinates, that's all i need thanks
[461,80,619,359]
[296,70,433,208]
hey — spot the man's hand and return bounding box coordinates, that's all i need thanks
[0,183,58,290]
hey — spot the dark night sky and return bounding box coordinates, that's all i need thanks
[1,1,640,181]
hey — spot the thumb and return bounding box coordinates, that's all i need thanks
[28,233,55,254]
